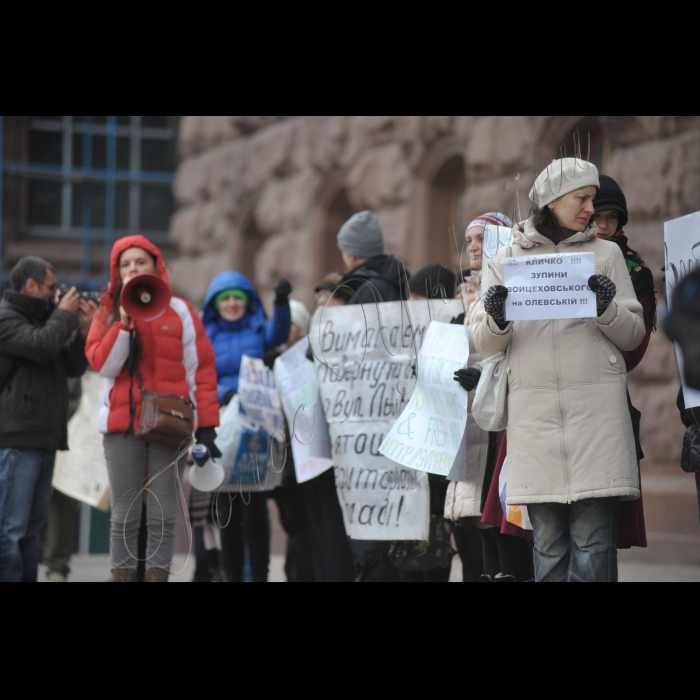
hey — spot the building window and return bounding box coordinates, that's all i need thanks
[13,116,178,242]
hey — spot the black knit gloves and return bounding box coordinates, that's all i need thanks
[588,275,616,316]
[195,427,222,459]
[274,279,292,306]
[484,285,509,328]
[454,367,481,392]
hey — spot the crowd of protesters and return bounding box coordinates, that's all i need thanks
[4,153,698,584]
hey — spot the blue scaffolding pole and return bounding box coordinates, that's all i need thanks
[104,115,116,279]
[0,115,4,290]
[81,117,92,277]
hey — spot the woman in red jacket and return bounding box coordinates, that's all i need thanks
[86,236,219,582]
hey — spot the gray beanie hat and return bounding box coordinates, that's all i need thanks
[337,211,384,258]
[529,158,599,209]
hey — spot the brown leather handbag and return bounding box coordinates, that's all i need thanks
[135,390,195,448]
[124,331,194,449]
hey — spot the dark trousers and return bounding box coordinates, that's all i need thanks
[274,484,314,582]
[453,521,485,582]
[349,540,399,582]
[479,527,534,581]
[191,527,212,583]
[217,491,270,582]
[43,489,78,577]
[303,469,354,582]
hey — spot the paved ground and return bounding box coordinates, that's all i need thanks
[39,551,700,582]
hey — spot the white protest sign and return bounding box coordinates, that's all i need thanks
[53,372,110,510]
[665,212,700,408]
[482,225,513,294]
[274,337,334,483]
[310,299,464,541]
[502,252,596,320]
[238,355,285,441]
[380,322,468,476]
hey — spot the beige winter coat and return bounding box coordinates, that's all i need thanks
[444,270,490,520]
[470,219,646,506]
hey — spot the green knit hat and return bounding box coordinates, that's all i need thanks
[214,289,249,311]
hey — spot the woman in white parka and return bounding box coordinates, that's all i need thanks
[470,159,645,582]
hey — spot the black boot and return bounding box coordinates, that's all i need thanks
[206,548,225,582]
[479,574,493,582]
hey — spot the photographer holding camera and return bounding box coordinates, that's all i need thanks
[0,256,95,582]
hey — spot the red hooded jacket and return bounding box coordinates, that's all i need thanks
[86,236,219,434]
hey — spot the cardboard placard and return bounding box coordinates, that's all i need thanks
[274,338,334,483]
[379,322,469,476]
[481,225,514,293]
[238,355,286,440]
[310,299,464,540]
[664,212,700,408]
[503,252,596,320]
[53,372,110,510]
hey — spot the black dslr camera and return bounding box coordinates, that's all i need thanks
[58,284,101,304]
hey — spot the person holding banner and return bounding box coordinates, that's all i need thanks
[336,211,409,582]
[593,175,656,370]
[264,300,317,582]
[450,214,534,582]
[300,273,355,582]
[202,271,291,583]
[472,158,646,582]
[86,236,220,582]
[593,175,655,550]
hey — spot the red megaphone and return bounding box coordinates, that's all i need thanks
[120,273,172,322]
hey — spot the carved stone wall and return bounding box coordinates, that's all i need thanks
[170,116,700,463]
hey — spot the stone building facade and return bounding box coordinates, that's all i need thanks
[170,115,699,464]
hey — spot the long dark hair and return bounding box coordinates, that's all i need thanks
[532,204,559,235]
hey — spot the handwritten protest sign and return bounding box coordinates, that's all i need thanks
[238,355,285,441]
[310,299,464,540]
[482,224,513,293]
[274,338,334,483]
[379,322,469,476]
[665,212,700,408]
[53,372,110,510]
[502,252,596,321]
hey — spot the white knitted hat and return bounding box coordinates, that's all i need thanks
[529,158,600,209]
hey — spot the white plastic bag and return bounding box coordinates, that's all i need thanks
[216,395,282,493]
[471,345,510,432]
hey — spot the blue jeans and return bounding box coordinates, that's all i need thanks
[528,498,619,582]
[0,448,56,582]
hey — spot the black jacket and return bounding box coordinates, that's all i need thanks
[341,255,410,305]
[0,291,88,451]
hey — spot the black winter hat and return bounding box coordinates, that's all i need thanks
[594,175,628,228]
[408,264,456,300]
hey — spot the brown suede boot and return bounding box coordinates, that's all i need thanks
[145,568,169,582]
[111,569,137,582]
